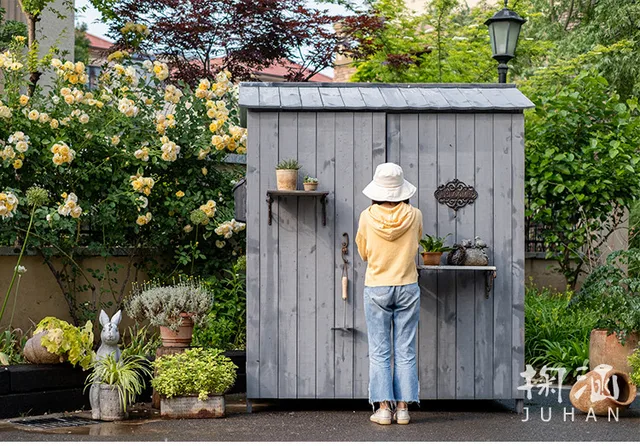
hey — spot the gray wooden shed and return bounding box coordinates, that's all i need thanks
[239,82,534,411]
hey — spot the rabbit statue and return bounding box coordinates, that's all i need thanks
[90,309,122,420]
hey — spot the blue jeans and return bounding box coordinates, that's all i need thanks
[364,282,420,408]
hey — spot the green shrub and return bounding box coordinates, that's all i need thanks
[0,328,28,365]
[525,287,597,379]
[34,317,95,370]
[152,348,237,400]
[627,345,640,386]
[193,256,246,351]
[568,249,640,343]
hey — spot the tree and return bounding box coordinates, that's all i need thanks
[0,7,27,50]
[74,23,90,64]
[521,44,640,289]
[339,0,549,83]
[90,0,345,84]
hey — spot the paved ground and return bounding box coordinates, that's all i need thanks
[0,389,639,441]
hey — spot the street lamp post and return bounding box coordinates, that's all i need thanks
[485,0,526,83]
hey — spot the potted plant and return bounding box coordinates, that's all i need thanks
[419,233,453,265]
[85,353,152,421]
[275,159,301,191]
[23,317,95,369]
[568,249,640,374]
[303,176,318,191]
[124,278,213,348]
[152,348,237,418]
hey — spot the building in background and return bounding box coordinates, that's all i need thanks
[86,32,332,85]
[1,0,74,88]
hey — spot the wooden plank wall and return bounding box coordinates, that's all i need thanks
[246,110,525,400]
[388,113,524,400]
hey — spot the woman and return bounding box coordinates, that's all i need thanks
[355,162,423,426]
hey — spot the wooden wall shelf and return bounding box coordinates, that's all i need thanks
[417,265,497,298]
[266,190,329,226]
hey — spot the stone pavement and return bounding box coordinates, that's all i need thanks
[0,389,639,441]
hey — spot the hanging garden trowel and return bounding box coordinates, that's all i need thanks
[332,232,353,333]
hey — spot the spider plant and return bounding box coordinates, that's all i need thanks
[85,353,152,411]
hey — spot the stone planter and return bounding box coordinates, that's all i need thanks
[160,394,225,419]
[421,252,442,266]
[569,364,637,415]
[99,384,125,421]
[159,314,194,347]
[23,331,63,365]
[589,329,639,375]
[276,169,298,191]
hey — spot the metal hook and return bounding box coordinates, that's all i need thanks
[341,232,349,265]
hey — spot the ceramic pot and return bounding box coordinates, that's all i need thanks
[99,384,125,421]
[569,364,636,415]
[276,169,298,191]
[303,182,318,191]
[23,331,64,364]
[421,252,442,266]
[589,329,639,375]
[160,313,194,347]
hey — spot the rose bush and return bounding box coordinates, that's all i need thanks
[0,35,247,324]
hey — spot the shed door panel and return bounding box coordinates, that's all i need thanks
[387,113,523,400]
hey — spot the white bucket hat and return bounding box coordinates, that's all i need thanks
[362,162,417,202]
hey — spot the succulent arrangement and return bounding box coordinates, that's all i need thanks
[303,176,318,184]
[275,159,302,170]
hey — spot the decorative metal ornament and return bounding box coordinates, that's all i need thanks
[434,179,478,212]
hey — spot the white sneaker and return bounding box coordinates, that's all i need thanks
[394,408,410,425]
[370,408,392,425]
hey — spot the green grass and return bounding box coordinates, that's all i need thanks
[525,287,598,381]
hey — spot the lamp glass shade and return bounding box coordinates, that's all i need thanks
[486,9,526,60]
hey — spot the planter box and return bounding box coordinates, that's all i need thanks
[0,364,90,419]
[160,395,225,419]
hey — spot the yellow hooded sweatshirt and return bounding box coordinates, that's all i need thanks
[355,202,423,287]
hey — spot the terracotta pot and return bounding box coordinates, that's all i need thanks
[303,182,318,191]
[569,364,636,415]
[160,314,194,347]
[589,329,639,375]
[421,252,442,266]
[23,331,64,364]
[276,169,298,191]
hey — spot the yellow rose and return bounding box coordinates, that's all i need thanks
[64,95,74,105]
[209,121,219,133]
[50,119,59,129]
[176,191,185,198]
[19,95,29,106]
[27,110,39,121]
[202,167,208,176]
[13,159,22,169]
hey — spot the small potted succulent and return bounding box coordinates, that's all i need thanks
[124,278,213,348]
[153,348,237,418]
[275,159,301,191]
[303,176,318,191]
[419,233,453,265]
[85,353,152,421]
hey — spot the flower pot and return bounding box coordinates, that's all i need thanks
[99,384,125,421]
[303,182,318,191]
[569,364,637,415]
[276,169,298,191]
[589,329,639,375]
[160,394,225,419]
[23,331,64,364]
[159,314,194,347]
[421,252,442,266]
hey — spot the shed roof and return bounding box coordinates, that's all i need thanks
[239,83,535,114]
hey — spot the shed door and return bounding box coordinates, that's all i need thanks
[386,113,524,400]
